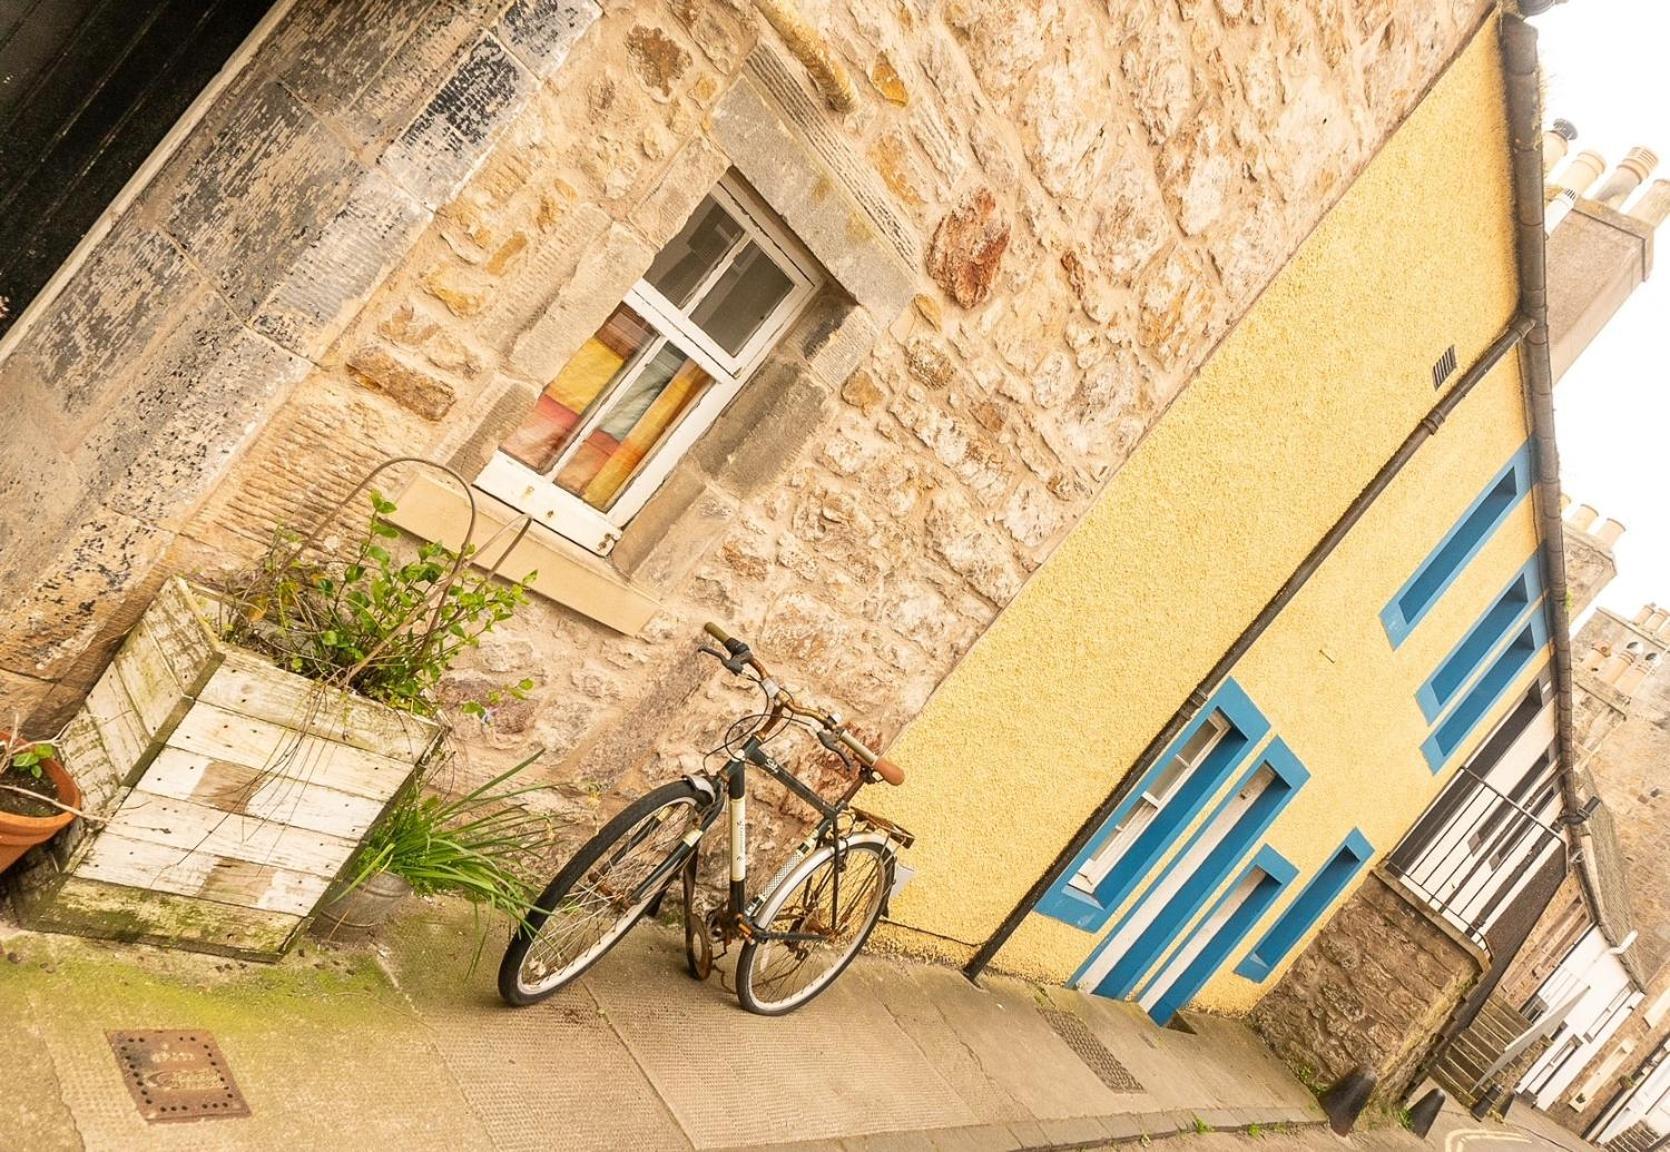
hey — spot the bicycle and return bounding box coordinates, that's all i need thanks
[498,622,913,1016]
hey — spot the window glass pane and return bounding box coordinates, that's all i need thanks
[500,304,656,472]
[644,195,744,308]
[555,341,714,511]
[686,240,795,355]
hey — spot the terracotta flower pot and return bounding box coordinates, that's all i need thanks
[0,738,82,878]
[310,871,413,943]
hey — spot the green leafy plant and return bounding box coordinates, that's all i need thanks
[3,735,57,780]
[346,751,551,923]
[1191,1115,1212,1134]
[225,492,534,716]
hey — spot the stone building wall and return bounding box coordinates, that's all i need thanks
[1250,872,1484,1098]
[0,0,1491,896]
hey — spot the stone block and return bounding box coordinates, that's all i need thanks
[629,136,729,247]
[158,76,366,318]
[0,395,89,599]
[194,373,434,549]
[476,200,611,354]
[270,0,493,153]
[345,344,458,420]
[0,503,175,680]
[78,303,312,532]
[442,375,543,482]
[610,462,737,594]
[802,302,881,391]
[252,169,431,358]
[379,33,537,211]
[711,68,916,324]
[508,223,654,383]
[496,0,601,79]
[0,218,207,424]
[692,361,831,501]
[0,666,54,727]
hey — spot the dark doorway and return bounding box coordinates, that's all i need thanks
[0,0,275,337]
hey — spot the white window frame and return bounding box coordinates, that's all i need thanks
[1069,713,1229,897]
[476,176,822,555]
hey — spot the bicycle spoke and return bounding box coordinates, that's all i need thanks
[517,798,697,991]
[748,847,886,1007]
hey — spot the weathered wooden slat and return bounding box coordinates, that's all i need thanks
[199,648,440,763]
[112,610,188,737]
[77,833,328,916]
[137,747,386,840]
[82,663,150,781]
[146,577,225,688]
[167,701,420,801]
[12,873,303,961]
[58,709,123,816]
[103,791,357,880]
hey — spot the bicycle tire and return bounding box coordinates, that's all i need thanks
[735,837,892,1016]
[499,779,705,1007]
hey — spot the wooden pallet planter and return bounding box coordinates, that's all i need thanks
[11,578,443,960]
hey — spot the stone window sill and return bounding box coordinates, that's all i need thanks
[389,473,661,636]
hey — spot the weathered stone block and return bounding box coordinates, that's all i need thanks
[497,0,601,79]
[158,77,365,318]
[379,33,536,211]
[801,302,880,391]
[693,362,831,501]
[78,305,312,532]
[508,223,654,383]
[927,187,1010,308]
[610,462,737,593]
[629,136,729,247]
[710,68,916,323]
[0,218,207,424]
[345,344,457,420]
[0,503,175,680]
[477,200,611,353]
[252,170,431,358]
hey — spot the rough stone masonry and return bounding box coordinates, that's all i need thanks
[0,0,1488,893]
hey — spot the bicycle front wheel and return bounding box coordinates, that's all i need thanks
[736,838,892,1016]
[499,779,705,1006]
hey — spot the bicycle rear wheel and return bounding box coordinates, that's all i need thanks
[499,779,705,1006]
[736,838,892,1016]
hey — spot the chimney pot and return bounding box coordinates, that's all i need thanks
[1596,519,1626,548]
[1551,119,1578,142]
[1593,147,1660,208]
[1569,504,1600,532]
[1544,121,1576,177]
[1628,179,1670,230]
[1553,150,1608,200]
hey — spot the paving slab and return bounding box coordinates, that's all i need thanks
[0,928,488,1152]
[581,928,976,1148]
[380,914,691,1152]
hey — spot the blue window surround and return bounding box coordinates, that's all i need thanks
[1417,556,1543,722]
[1142,846,1298,1026]
[1381,444,1533,648]
[1422,609,1549,771]
[1235,829,1373,983]
[1079,739,1310,1000]
[1038,680,1270,933]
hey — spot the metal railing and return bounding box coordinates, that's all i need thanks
[1385,767,1563,950]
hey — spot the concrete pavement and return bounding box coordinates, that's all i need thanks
[0,895,1597,1152]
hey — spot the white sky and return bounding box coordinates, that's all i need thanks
[1533,1,1670,616]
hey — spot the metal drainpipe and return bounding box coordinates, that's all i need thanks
[1502,15,1590,865]
[750,0,856,112]
[962,313,1533,980]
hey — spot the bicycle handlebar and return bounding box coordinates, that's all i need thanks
[701,620,904,786]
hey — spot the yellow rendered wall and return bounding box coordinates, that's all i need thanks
[873,18,1525,994]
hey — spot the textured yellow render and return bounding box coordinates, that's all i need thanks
[872,20,1527,1000]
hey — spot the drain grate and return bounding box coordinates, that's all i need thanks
[1039,1008,1145,1094]
[109,1031,251,1124]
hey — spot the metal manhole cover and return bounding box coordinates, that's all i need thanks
[108,1030,251,1123]
[1039,1008,1145,1094]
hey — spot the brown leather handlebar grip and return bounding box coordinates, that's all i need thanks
[871,756,905,786]
[703,621,732,644]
